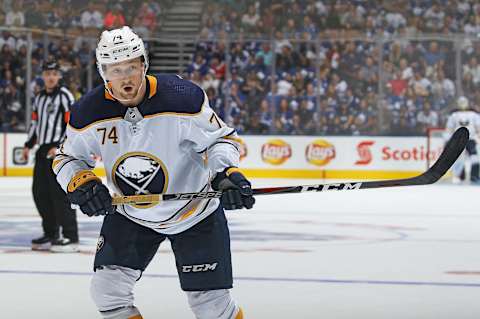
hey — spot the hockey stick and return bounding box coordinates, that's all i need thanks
[112,127,469,205]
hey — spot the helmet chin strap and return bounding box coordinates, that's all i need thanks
[104,68,147,104]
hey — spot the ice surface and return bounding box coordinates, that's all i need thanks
[0,177,479,319]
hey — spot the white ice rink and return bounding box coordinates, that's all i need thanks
[0,177,479,319]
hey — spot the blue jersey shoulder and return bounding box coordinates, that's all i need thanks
[68,74,205,129]
[69,85,125,130]
[146,74,205,115]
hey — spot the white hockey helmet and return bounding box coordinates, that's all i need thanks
[96,26,149,83]
[457,96,469,110]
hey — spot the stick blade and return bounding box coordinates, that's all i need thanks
[363,127,469,188]
[422,126,469,184]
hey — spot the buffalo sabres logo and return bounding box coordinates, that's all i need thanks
[112,152,169,209]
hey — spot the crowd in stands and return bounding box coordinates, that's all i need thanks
[0,0,173,131]
[189,0,480,135]
[2,0,480,136]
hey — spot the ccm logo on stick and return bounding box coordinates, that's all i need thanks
[301,183,362,192]
[182,263,218,273]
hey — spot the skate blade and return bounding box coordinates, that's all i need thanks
[50,245,79,253]
[32,243,52,251]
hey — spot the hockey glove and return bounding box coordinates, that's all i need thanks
[66,171,115,217]
[211,167,255,210]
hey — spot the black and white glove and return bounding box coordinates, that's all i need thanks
[211,167,255,210]
[66,171,115,217]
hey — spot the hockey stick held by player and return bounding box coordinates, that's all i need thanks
[112,127,468,206]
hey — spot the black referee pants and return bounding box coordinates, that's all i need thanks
[32,144,78,241]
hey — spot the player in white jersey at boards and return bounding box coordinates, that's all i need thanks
[445,96,480,183]
[53,26,254,319]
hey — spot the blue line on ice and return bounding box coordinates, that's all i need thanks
[0,269,479,288]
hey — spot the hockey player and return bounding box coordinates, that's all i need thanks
[445,96,480,183]
[53,26,254,319]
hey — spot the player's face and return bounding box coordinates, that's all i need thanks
[42,70,61,91]
[105,58,144,100]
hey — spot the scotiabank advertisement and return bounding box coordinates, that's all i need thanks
[0,133,445,178]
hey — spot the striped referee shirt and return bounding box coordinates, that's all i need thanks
[25,86,74,148]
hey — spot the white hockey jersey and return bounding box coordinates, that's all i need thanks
[54,74,241,234]
[445,109,480,140]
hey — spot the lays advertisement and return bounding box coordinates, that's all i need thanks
[261,139,292,165]
[305,139,336,166]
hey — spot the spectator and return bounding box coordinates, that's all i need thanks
[291,114,306,135]
[226,82,246,125]
[209,55,226,80]
[385,9,406,30]
[245,113,265,134]
[423,3,445,32]
[258,99,273,133]
[1,83,23,131]
[423,41,445,67]
[276,43,301,72]
[411,70,431,97]
[206,87,225,120]
[81,2,103,29]
[104,4,126,30]
[241,4,259,33]
[301,16,318,39]
[431,69,455,105]
[335,102,354,135]
[283,18,299,39]
[391,107,417,135]
[46,7,70,29]
[201,73,220,93]
[5,2,24,27]
[25,2,45,28]
[241,71,265,107]
[353,99,376,135]
[187,54,209,76]
[255,42,273,67]
[135,2,158,34]
[399,58,414,80]
[0,31,16,51]
[417,101,439,133]
[388,70,408,97]
[297,99,316,134]
[275,98,294,133]
[463,56,480,87]
[358,56,378,86]
[276,73,293,96]
[189,70,202,86]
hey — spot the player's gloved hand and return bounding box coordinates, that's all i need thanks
[212,167,255,210]
[66,170,115,217]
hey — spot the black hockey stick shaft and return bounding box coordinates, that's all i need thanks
[112,127,468,205]
[250,126,468,196]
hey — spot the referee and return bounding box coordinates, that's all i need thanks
[23,59,79,253]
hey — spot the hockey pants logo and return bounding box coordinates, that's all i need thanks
[182,263,218,273]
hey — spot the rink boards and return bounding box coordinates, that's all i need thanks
[0,133,444,179]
